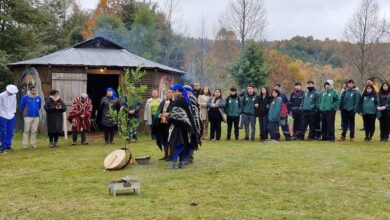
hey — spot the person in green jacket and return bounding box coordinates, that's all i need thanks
[360,85,378,142]
[339,79,361,141]
[299,80,320,140]
[319,79,340,142]
[241,84,257,141]
[267,89,283,141]
[225,87,241,140]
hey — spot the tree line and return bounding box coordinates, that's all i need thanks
[1,0,389,93]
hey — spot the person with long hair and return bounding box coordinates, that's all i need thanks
[207,89,226,141]
[377,82,390,142]
[268,89,282,142]
[254,86,271,142]
[198,86,212,140]
[360,85,378,142]
[153,89,175,161]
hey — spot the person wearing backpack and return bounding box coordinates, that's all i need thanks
[268,89,283,142]
[225,87,241,140]
[319,79,340,142]
[360,84,378,142]
[241,84,257,141]
[275,84,291,140]
[289,82,304,140]
[299,80,320,141]
[339,80,360,142]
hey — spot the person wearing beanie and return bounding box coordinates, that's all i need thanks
[241,84,257,141]
[225,87,241,140]
[68,93,93,145]
[299,80,321,140]
[339,79,360,141]
[319,79,340,142]
[20,85,42,149]
[0,84,18,153]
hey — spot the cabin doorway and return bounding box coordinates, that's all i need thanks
[87,74,119,130]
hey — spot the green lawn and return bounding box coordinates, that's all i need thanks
[0,117,389,219]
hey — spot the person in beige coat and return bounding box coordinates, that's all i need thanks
[144,89,162,139]
[197,86,212,140]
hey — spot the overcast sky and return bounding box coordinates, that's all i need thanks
[79,0,390,40]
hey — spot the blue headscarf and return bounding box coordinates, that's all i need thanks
[106,87,118,100]
[171,83,190,105]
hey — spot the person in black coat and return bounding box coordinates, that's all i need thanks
[152,89,175,161]
[254,86,271,142]
[99,88,120,144]
[44,89,66,147]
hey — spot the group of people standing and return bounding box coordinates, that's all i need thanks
[187,78,390,143]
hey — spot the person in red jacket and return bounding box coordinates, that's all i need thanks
[68,93,93,145]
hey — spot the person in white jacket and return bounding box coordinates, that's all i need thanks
[144,89,161,139]
[0,85,19,154]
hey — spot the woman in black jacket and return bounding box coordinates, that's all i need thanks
[44,90,66,147]
[99,88,120,144]
[254,86,271,142]
[378,82,390,142]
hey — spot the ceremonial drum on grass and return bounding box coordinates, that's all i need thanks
[104,148,132,170]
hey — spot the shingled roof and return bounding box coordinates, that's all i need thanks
[8,37,186,75]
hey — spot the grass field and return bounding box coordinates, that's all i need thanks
[0,116,389,219]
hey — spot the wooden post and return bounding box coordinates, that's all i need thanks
[63,112,68,140]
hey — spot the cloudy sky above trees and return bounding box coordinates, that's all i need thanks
[80,0,390,40]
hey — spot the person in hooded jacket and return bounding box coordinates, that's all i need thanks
[319,79,340,142]
[254,86,271,142]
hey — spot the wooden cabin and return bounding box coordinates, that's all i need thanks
[8,37,185,132]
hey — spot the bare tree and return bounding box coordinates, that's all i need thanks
[344,0,389,85]
[220,0,267,47]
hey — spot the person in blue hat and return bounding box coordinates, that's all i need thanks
[100,87,120,144]
[167,84,200,169]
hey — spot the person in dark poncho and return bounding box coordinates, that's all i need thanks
[167,84,200,169]
[152,89,175,161]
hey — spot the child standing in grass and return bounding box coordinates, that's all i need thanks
[360,85,378,142]
[268,89,282,142]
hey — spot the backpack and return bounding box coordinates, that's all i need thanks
[280,102,288,118]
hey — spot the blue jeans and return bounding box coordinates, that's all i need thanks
[268,121,280,140]
[0,116,16,150]
[242,114,256,139]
